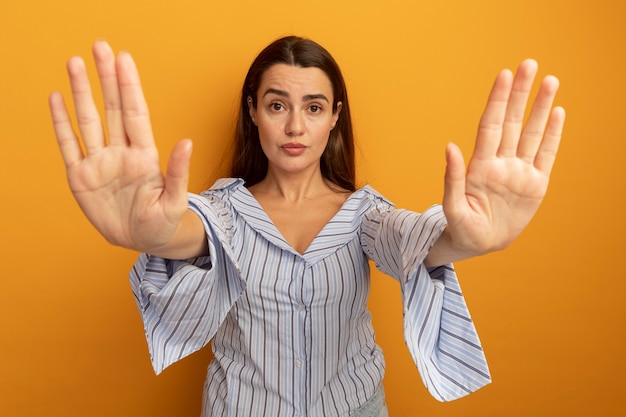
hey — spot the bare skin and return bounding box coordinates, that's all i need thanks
[249,182,350,254]
[246,63,347,254]
[430,61,565,265]
[49,40,565,265]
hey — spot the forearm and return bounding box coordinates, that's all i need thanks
[424,227,487,267]
[142,209,208,260]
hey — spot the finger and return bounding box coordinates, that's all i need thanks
[115,51,155,149]
[163,139,193,207]
[473,69,513,160]
[49,91,84,167]
[93,40,126,146]
[534,106,565,175]
[442,142,468,220]
[67,56,106,154]
[517,75,560,162]
[497,59,538,157]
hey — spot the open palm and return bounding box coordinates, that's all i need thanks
[49,41,192,253]
[442,60,565,256]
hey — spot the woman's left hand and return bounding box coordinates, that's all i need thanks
[433,59,565,264]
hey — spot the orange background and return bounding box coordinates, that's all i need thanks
[1,0,625,416]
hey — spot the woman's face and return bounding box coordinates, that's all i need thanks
[248,64,342,178]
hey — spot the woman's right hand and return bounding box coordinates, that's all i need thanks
[49,41,196,255]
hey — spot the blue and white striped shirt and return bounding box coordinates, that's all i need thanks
[129,178,490,416]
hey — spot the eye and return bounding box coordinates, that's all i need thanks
[309,104,322,113]
[270,102,284,111]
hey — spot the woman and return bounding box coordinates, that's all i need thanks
[49,36,565,416]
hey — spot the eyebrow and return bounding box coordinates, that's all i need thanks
[262,88,330,103]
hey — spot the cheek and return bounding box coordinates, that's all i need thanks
[312,123,333,144]
[256,113,279,136]
[256,122,273,145]
[255,123,278,157]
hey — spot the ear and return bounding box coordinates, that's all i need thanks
[331,101,342,129]
[247,96,257,125]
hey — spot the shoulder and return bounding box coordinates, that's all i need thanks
[201,178,246,198]
[352,184,395,209]
[188,178,246,223]
[330,184,396,231]
[192,177,254,207]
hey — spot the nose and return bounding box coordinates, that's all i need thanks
[285,111,305,136]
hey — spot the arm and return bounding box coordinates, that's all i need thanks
[49,41,207,259]
[425,59,566,267]
[144,209,208,259]
[361,203,491,401]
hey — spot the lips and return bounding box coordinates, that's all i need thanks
[281,142,307,156]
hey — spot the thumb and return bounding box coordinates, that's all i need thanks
[163,138,193,205]
[442,142,467,219]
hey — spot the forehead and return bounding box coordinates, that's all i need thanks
[258,64,334,98]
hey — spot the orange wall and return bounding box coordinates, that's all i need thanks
[1,0,625,416]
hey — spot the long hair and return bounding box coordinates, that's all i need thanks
[230,36,356,191]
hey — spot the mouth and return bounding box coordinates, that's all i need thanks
[281,142,307,155]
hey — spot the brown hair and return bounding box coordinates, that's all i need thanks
[229,36,356,191]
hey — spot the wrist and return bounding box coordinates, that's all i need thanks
[424,227,485,267]
[143,209,208,259]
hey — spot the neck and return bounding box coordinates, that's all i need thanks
[252,167,334,203]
